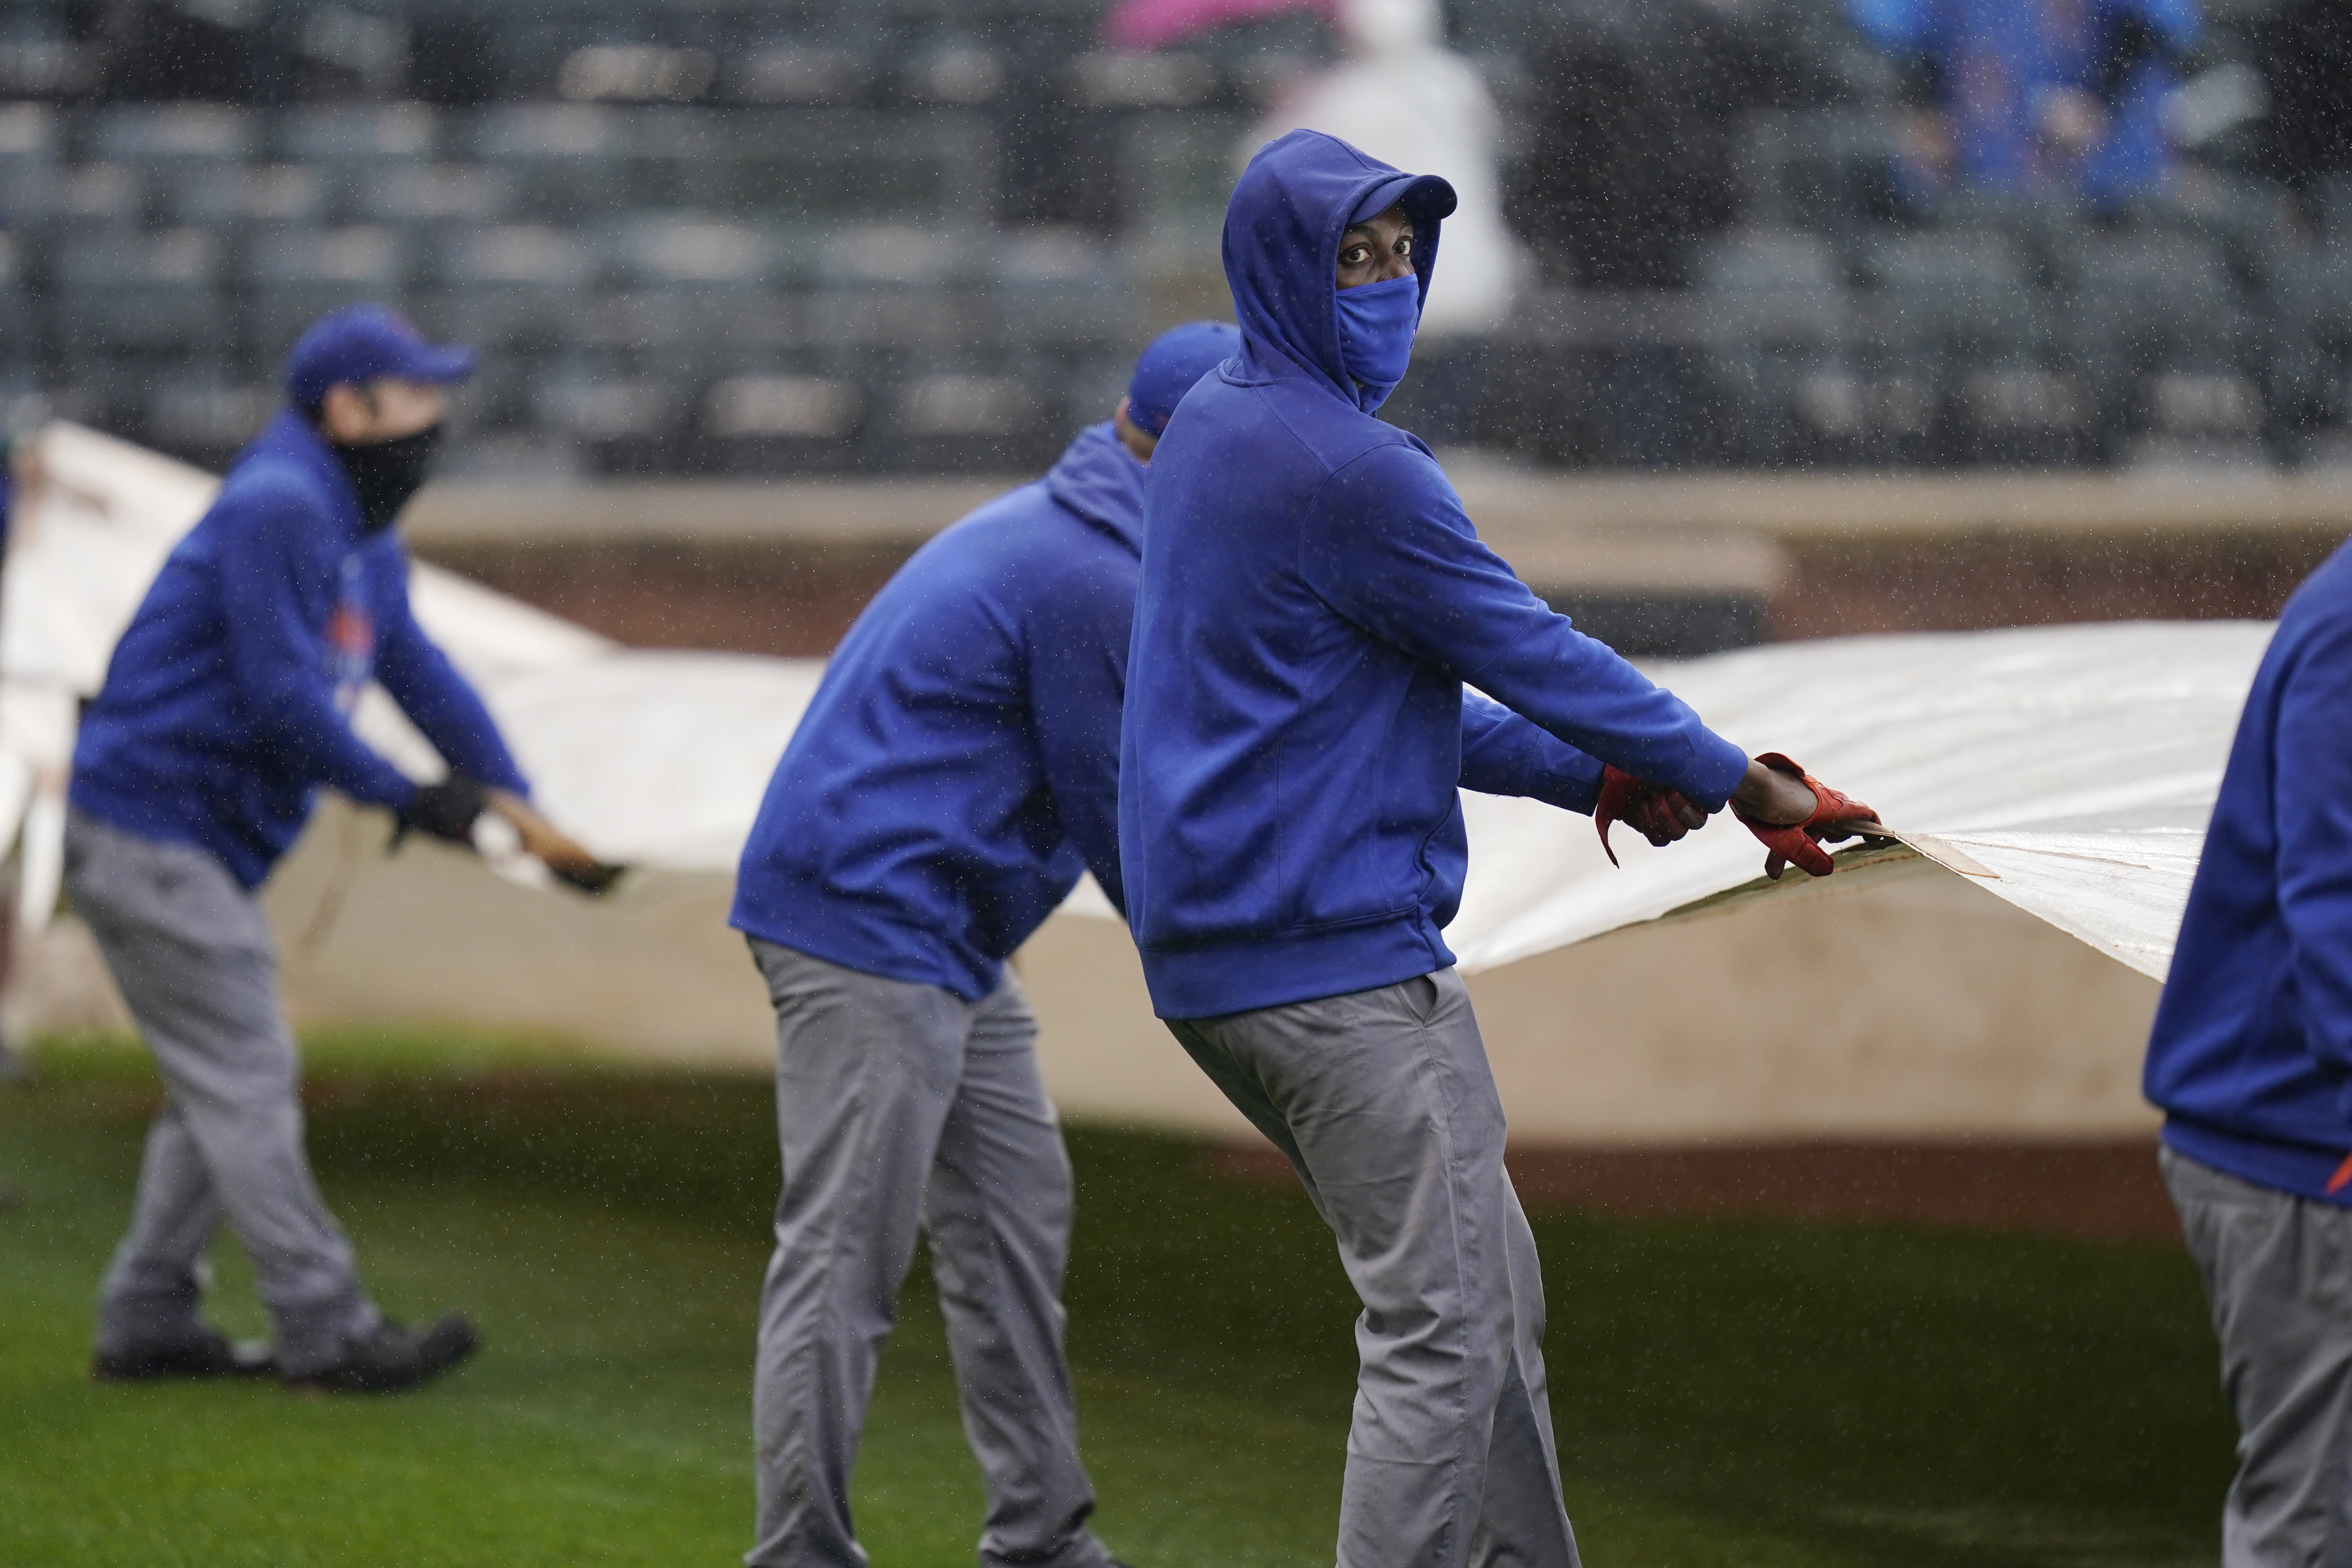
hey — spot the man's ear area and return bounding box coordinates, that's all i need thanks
[1112,396,1158,463]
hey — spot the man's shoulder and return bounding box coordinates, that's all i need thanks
[2279,541,2352,642]
[849,483,1077,636]
[1166,372,1421,486]
[935,477,1129,571]
[208,450,340,536]
[1253,380,1435,482]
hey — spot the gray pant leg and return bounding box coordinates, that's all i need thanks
[102,1100,225,1337]
[1468,1181,1577,1568]
[2165,1147,2352,1568]
[1170,969,1579,1568]
[746,942,1107,1568]
[65,813,376,1372]
[924,975,1109,1568]
[749,942,961,1568]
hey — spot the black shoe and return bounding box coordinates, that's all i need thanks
[93,1327,274,1383]
[283,1312,477,1394]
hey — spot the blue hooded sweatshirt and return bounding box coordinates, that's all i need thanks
[1119,131,1751,1020]
[71,409,528,889]
[2146,540,2352,1203]
[730,422,1145,1002]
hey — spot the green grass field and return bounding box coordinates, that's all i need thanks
[0,1031,2236,1567]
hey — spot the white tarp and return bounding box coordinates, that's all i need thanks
[0,422,2263,981]
[1449,621,2264,980]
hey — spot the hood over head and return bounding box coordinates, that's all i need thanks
[1221,129,1455,412]
[1044,422,1147,555]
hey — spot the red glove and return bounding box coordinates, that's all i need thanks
[1732,752,1879,880]
[1594,765,1699,867]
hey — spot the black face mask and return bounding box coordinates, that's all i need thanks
[333,423,443,534]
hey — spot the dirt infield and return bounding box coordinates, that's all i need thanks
[1206,1137,2180,1243]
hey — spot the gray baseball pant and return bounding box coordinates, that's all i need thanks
[2165,1145,2352,1568]
[1167,967,1581,1568]
[746,939,1112,1568]
[64,810,379,1378]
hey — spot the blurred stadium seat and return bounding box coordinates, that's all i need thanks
[54,229,229,371]
[0,234,31,367]
[167,163,329,235]
[0,0,2339,477]
[430,224,599,351]
[245,227,412,363]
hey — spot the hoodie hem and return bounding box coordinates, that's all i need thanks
[729,901,998,1005]
[2161,1114,2352,1206]
[66,783,269,889]
[1140,916,1452,1020]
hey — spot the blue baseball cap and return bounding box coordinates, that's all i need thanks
[1348,172,1457,227]
[285,304,477,411]
[1125,320,1241,439]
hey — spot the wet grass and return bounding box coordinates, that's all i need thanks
[0,1031,2233,1567]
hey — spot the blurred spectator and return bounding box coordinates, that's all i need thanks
[2260,0,2352,193]
[1851,0,2200,207]
[1515,0,1806,288]
[1249,0,1520,333]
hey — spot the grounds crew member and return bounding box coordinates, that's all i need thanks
[70,305,553,1392]
[730,321,1238,1568]
[2147,539,2352,1566]
[1120,131,1875,1568]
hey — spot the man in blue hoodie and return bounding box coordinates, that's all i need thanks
[2146,542,2352,1566]
[67,305,530,1393]
[1122,131,1872,1568]
[729,321,1238,1568]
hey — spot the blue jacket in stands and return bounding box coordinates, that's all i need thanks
[1849,0,2198,204]
[2147,539,2352,1203]
[731,422,1144,1003]
[1118,130,1751,1020]
[71,410,527,889]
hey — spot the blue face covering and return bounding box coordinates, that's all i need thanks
[1334,274,1421,412]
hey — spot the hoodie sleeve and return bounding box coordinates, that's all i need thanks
[1459,689,1604,813]
[1302,443,1750,809]
[1026,545,1133,915]
[214,482,416,811]
[372,548,530,797]
[2274,612,2352,1096]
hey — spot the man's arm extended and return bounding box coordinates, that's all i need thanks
[372,548,529,796]
[1028,554,1132,913]
[1459,688,1604,811]
[1303,445,1750,809]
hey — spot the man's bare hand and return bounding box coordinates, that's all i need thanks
[488,789,626,895]
[1731,754,1880,880]
[1730,758,1819,826]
